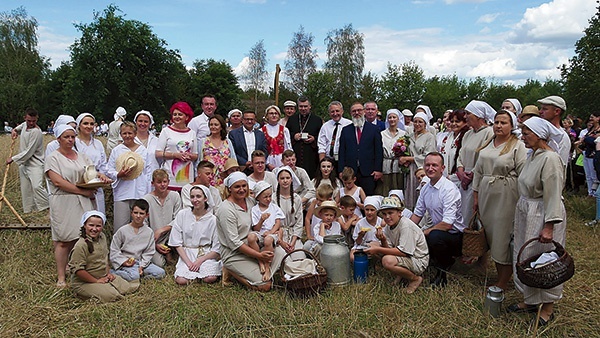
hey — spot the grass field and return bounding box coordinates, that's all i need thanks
[0,134,599,337]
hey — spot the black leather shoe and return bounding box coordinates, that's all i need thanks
[507,303,538,313]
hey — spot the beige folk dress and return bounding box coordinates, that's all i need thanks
[472,140,527,264]
[216,198,286,286]
[513,149,566,305]
[456,126,494,225]
[405,131,437,210]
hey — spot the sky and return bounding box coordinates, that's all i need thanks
[3,0,597,86]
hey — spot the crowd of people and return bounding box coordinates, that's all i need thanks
[7,94,584,327]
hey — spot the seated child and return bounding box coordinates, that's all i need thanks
[143,169,182,267]
[304,184,334,250]
[365,197,429,294]
[282,149,316,208]
[339,167,366,217]
[69,211,139,303]
[304,200,342,257]
[181,161,222,212]
[250,181,284,281]
[170,185,222,285]
[338,195,360,248]
[110,199,166,281]
[350,196,383,262]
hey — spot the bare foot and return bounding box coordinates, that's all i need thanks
[259,261,266,274]
[405,276,423,294]
[262,266,271,282]
[56,280,67,288]
[222,267,233,287]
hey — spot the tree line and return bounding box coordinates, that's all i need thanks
[1,4,598,129]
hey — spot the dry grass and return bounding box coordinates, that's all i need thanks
[0,134,599,337]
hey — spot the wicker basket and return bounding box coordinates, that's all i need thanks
[280,249,327,297]
[462,211,488,257]
[516,238,575,289]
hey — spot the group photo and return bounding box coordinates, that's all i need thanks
[1,1,599,337]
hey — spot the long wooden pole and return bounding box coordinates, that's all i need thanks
[0,138,16,213]
[274,64,281,107]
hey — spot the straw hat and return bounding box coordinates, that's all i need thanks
[314,200,341,218]
[116,151,144,180]
[520,105,540,118]
[223,157,245,172]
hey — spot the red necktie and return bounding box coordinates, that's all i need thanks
[356,126,362,143]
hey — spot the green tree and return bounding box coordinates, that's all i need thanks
[482,81,518,111]
[561,5,600,116]
[187,59,244,116]
[423,75,468,117]
[358,71,380,105]
[242,40,268,112]
[65,5,187,120]
[465,77,489,102]
[324,24,365,109]
[0,7,50,124]
[304,71,336,120]
[379,61,426,112]
[284,26,317,95]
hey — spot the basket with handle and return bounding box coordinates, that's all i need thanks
[279,249,327,297]
[515,238,575,289]
[462,211,488,257]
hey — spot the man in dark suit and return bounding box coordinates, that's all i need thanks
[286,96,323,178]
[338,102,383,195]
[365,101,386,131]
[228,110,268,173]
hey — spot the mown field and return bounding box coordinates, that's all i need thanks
[0,134,598,337]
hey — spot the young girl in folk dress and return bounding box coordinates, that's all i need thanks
[273,166,304,256]
[313,157,342,201]
[339,167,366,217]
[69,211,139,303]
[169,185,222,285]
[261,105,292,170]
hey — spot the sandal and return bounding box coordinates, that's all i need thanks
[507,303,538,313]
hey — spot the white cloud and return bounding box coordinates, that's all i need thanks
[467,58,520,77]
[509,0,596,46]
[477,13,500,24]
[37,26,75,68]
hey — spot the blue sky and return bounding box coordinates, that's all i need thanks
[3,0,597,86]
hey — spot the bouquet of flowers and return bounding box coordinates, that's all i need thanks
[392,136,411,174]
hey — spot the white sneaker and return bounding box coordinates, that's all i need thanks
[585,220,598,227]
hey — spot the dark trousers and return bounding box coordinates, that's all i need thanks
[357,173,376,196]
[426,230,463,270]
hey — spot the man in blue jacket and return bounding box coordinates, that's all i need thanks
[228,110,267,173]
[338,102,383,195]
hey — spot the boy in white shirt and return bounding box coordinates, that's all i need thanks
[305,200,342,258]
[250,181,284,281]
[350,196,383,262]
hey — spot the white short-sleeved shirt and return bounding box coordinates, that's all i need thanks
[251,202,285,235]
[413,175,464,233]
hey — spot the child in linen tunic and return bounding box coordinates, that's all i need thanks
[69,211,139,303]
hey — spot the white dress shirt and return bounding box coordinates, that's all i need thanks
[243,127,256,161]
[413,175,465,233]
[318,117,352,158]
[188,112,210,146]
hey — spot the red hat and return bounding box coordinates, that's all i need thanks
[169,101,194,122]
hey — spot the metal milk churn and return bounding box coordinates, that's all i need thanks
[484,286,504,318]
[320,234,351,285]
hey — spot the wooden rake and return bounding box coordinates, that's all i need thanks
[0,138,27,227]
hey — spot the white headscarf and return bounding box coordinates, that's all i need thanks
[134,110,154,126]
[76,113,95,130]
[413,112,430,126]
[465,100,496,124]
[505,98,522,116]
[55,114,75,128]
[273,166,301,188]
[190,185,215,208]
[114,106,127,121]
[54,124,76,138]
[228,109,242,119]
[253,181,272,198]
[81,210,106,226]
[495,109,519,135]
[364,195,384,210]
[416,105,433,122]
[385,109,405,131]
[388,189,405,201]
[522,116,564,151]
[224,172,248,188]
